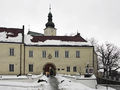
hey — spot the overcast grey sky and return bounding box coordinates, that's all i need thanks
[0,0,120,47]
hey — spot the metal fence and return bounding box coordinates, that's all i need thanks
[97,84,120,90]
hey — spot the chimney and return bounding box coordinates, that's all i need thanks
[75,32,80,37]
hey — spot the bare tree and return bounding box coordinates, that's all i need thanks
[88,38,98,46]
[96,43,120,77]
[87,38,120,77]
[87,37,98,51]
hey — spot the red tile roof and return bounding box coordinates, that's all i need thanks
[0,27,24,37]
[0,27,86,43]
[31,34,87,42]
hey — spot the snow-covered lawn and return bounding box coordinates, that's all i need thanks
[0,74,116,90]
[57,74,115,90]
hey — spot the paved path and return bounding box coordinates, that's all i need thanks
[48,76,60,90]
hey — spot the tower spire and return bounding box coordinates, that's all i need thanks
[49,4,51,12]
[44,6,57,36]
[45,5,55,28]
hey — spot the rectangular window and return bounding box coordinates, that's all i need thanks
[65,51,69,58]
[29,50,33,57]
[10,48,14,56]
[73,66,77,72]
[9,64,14,72]
[29,64,33,72]
[67,66,70,72]
[76,51,80,58]
[55,51,59,58]
[42,51,46,58]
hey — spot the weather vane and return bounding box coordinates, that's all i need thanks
[49,4,51,12]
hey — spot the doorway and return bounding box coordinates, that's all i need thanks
[43,63,56,76]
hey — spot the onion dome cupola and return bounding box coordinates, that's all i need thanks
[45,12,55,28]
[44,6,57,36]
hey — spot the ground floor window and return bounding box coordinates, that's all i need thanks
[29,64,33,72]
[9,64,14,72]
[67,66,70,72]
[73,66,77,72]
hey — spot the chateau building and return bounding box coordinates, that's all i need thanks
[0,10,97,75]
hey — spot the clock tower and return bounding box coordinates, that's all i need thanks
[44,7,57,36]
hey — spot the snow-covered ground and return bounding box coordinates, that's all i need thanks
[0,74,116,90]
[56,74,115,90]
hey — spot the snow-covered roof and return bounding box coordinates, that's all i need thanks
[25,35,92,46]
[30,33,87,42]
[0,27,23,43]
[27,31,44,36]
[0,32,22,43]
[0,27,92,46]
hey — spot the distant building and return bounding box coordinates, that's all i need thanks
[0,10,97,75]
